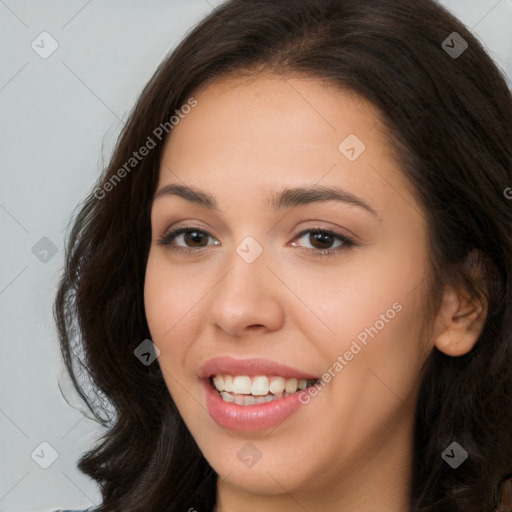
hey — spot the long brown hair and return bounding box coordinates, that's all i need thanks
[55,0,512,510]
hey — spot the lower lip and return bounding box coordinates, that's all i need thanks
[203,379,308,432]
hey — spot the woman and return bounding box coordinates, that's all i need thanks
[55,0,512,510]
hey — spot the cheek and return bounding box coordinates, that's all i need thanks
[144,253,203,338]
[282,234,429,412]
[292,279,426,474]
[318,266,427,433]
[144,255,195,414]
[144,251,222,398]
[144,256,174,340]
[327,292,426,440]
[144,254,196,369]
[280,241,427,351]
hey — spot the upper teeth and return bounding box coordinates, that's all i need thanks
[212,374,312,395]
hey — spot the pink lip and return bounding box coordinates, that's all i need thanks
[199,356,319,432]
[202,379,311,432]
[198,356,319,380]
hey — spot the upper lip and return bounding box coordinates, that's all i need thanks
[199,356,319,380]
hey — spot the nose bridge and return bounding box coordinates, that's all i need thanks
[206,237,285,335]
[226,233,269,291]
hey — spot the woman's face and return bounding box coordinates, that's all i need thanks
[145,74,432,508]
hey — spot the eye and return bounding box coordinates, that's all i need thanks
[157,225,356,257]
[157,226,220,251]
[291,228,355,256]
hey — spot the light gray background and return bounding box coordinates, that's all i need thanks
[1,1,511,510]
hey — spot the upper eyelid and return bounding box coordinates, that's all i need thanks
[160,225,354,247]
[160,226,219,244]
[294,227,352,239]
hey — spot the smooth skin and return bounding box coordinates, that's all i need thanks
[144,73,487,512]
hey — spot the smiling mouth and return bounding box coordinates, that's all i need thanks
[210,374,319,406]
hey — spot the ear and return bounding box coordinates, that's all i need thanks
[432,283,487,357]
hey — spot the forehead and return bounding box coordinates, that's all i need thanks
[180,72,385,147]
[158,73,417,216]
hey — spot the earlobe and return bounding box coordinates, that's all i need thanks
[432,286,487,357]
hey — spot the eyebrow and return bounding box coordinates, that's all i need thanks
[153,183,380,218]
[153,183,218,210]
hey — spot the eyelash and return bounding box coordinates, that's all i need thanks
[157,225,356,258]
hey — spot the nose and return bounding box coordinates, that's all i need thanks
[205,248,286,337]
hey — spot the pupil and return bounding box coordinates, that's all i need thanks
[185,231,207,247]
[310,232,333,249]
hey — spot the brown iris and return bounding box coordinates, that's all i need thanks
[309,231,335,249]
[184,230,209,247]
